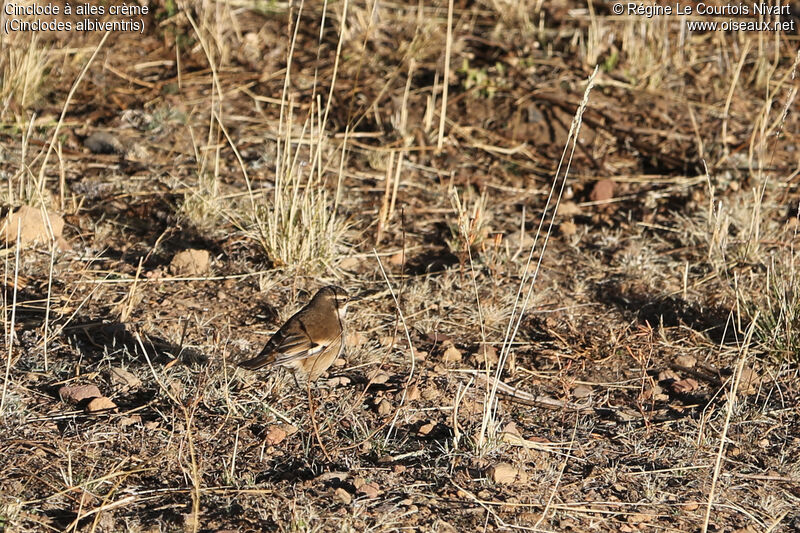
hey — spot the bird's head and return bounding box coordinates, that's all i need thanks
[314,285,354,315]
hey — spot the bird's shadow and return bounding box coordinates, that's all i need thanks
[594,280,740,345]
[64,320,206,366]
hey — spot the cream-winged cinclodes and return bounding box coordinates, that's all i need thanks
[239,286,353,382]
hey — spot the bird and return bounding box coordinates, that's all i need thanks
[239,286,352,382]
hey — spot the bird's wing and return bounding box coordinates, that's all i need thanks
[270,329,326,364]
[238,315,341,369]
[238,326,305,369]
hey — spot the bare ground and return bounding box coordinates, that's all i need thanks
[1,1,800,532]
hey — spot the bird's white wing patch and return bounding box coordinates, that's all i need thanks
[306,343,327,356]
[272,340,328,365]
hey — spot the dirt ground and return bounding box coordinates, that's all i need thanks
[1,1,799,531]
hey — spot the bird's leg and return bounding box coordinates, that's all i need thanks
[307,379,333,463]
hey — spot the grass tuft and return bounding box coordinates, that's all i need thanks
[249,118,347,272]
[745,249,800,363]
[0,33,50,123]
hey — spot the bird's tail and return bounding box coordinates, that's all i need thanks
[238,350,276,370]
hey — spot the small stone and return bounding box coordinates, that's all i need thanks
[572,385,592,398]
[326,376,351,387]
[86,396,117,413]
[657,369,679,382]
[388,250,406,265]
[368,370,391,384]
[59,384,102,404]
[169,249,210,276]
[264,425,287,445]
[84,131,124,154]
[560,220,577,236]
[110,367,141,389]
[418,422,435,436]
[2,206,65,245]
[501,422,522,437]
[488,463,528,484]
[640,384,665,401]
[421,387,440,401]
[144,268,164,280]
[119,415,142,427]
[441,341,462,362]
[475,344,498,365]
[346,331,367,348]
[674,355,697,368]
[358,482,380,499]
[338,257,360,271]
[590,179,615,203]
[499,424,530,447]
[426,332,451,343]
[406,384,420,401]
[670,378,699,394]
[377,399,393,416]
[507,230,534,250]
[556,201,581,217]
[334,488,352,504]
[627,512,654,525]
[316,471,349,483]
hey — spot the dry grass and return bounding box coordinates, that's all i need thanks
[0,32,49,123]
[0,0,799,531]
[245,101,348,273]
[0,31,53,206]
